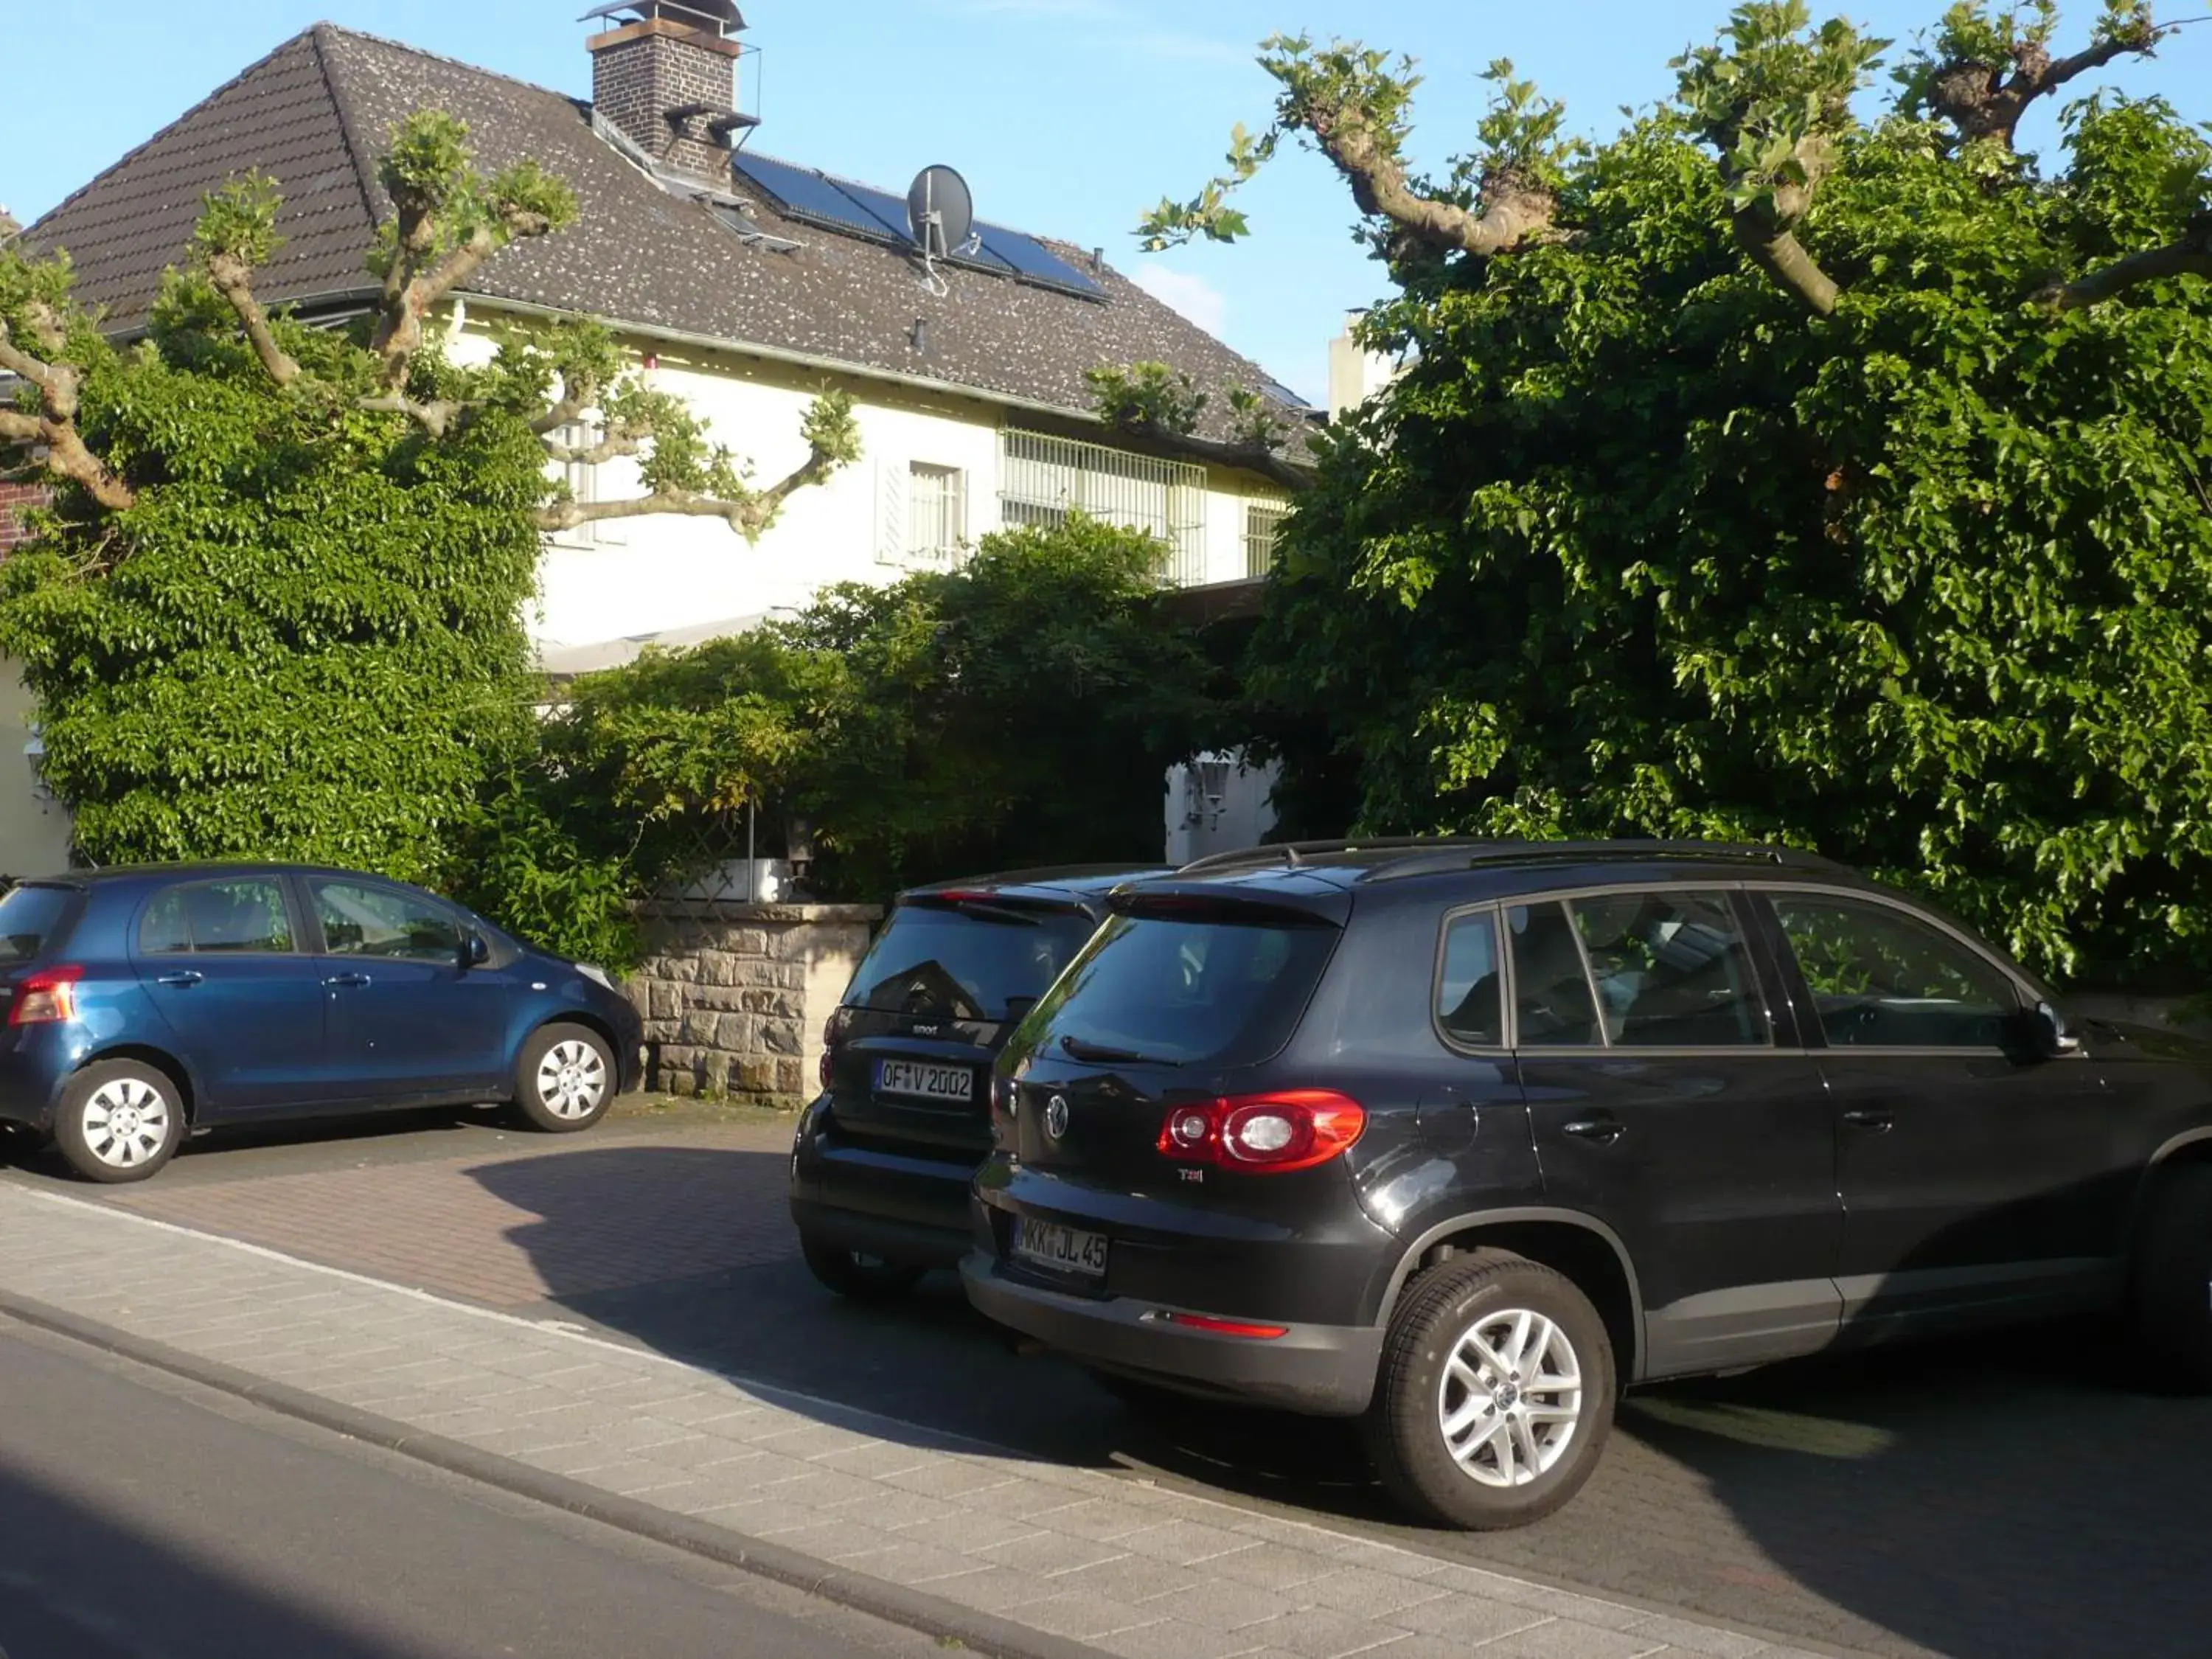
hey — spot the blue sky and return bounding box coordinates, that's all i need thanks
[4,1,2204,403]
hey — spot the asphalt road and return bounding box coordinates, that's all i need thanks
[0,1317,948,1659]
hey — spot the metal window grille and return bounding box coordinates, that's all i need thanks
[907,463,967,563]
[998,429,1207,585]
[1243,501,1292,577]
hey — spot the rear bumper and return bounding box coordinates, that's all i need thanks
[0,1027,76,1133]
[960,1250,1383,1415]
[787,1100,981,1270]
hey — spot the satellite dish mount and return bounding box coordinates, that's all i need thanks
[906,164,976,296]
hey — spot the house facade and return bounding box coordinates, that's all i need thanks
[17,4,1304,700]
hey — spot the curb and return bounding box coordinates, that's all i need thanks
[0,1286,1105,1659]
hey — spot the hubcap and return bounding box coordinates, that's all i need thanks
[81,1078,173,1169]
[536,1040,608,1120]
[1437,1307,1583,1489]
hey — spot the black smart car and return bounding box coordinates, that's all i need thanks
[962,839,2212,1529]
[789,864,1166,1299]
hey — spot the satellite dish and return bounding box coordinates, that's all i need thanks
[906,165,974,262]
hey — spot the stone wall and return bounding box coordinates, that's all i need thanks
[627,900,881,1105]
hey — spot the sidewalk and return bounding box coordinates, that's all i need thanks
[0,1185,1848,1659]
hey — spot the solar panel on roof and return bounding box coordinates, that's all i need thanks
[731,154,904,240]
[975,225,1103,296]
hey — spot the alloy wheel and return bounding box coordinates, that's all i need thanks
[1436,1306,1584,1488]
[535,1039,608,1120]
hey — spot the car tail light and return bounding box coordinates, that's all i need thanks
[818,1005,855,1088]
[1155,1090,1365,1173]
[10,964,84,1026]
[1153,1311,1289,1339]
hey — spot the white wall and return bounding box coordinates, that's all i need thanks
[1165,750,1280,866]
[0,663,73,878]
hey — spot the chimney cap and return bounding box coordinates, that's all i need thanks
[580,0,745,34]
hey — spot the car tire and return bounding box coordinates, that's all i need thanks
[52,1060,186,1184]
[799,1231,926,1302]
[509,1023,616,1133]
[1361,1248,1616,1530]
[2130,1163,2212,1391]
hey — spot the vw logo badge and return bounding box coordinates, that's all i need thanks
[1044,1094,1071,1141]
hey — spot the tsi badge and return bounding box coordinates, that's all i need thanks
[1043,1094,1071,1141]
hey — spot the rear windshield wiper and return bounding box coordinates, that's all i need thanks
[1060,1034,1179,1067]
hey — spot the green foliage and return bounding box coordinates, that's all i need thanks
[1086,362,1210,435]
[1248,75,2212,984]
[0,297,543,877]
[476,517,1220,953]
[369,110,577,278]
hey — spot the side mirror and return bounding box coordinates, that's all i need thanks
[462,931,491,970]
[2027,999,2081,1059]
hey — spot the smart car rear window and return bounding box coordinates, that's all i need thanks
[851,902,1097,1022]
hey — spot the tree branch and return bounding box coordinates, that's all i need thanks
[534,443,847,543]
[372,206,554,394]
[2042,213,2212,310]
[356,391,465,439]
[1309,104,1554,257]
[1925,24,2168,150]
[0,323,136,510]
[539,428,644,467]
[203,251,301,386]
[1732,206,1841,316]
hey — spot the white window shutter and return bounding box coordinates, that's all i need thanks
[877,459,907,566]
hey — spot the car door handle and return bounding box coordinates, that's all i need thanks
[322,972,372,989]
[1842,1108,1895,1132]
[155,970,204,988]
[1562,1119,1626,1144]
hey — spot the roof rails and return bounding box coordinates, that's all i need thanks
[1175,836,1492,876]
[1176,838,1848,882]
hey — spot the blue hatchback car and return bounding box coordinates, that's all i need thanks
[0,863,644,1183]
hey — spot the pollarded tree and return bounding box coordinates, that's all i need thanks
[0,111,858,880]
[1147,1,2212,981]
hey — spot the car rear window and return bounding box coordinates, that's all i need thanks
[0,883,74,966]
[1015,912,1339,1068]
[849,902,1098,1021]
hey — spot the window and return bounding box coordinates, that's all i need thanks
[850,902,1098,1023]
[1436,910,1503,1046]
[311,882,465,965]
[139,879,294,956]
[1509,902,1603,1046]
[1019,912,1338,1068]
[998,430,1206,585]
[906,463,967,563]
[1772,894,2019,1048]
[0,883,75,964]
[548,420,625,548]
[1572,890,1769,1046]
[1244,501,1291,577]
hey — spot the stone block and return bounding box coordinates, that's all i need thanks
[650,983,683,1021]
[734,1057,779,1094]
[774,1057,804,1095]
[678,1009,719,1046]
[712,1012,757,1051]
[762,1020,801,1057]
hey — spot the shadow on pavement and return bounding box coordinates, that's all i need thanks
[0,1462,412,1659]
[468,1144,2212,1659]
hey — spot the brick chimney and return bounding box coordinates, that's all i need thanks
[588,1,748,181]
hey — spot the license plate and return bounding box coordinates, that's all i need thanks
[874,1059,975,1105]
[1010,1217,1110,1279]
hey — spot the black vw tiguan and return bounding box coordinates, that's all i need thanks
[962,839,2212,1528]
[789,865,1166,1299]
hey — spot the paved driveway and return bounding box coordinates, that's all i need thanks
[7,1104,2208,1659]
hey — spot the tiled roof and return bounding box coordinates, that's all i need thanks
[27,24,1301,437]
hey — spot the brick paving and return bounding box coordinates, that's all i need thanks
[101,1118,799,1305]
[0,1183,1837,1659]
